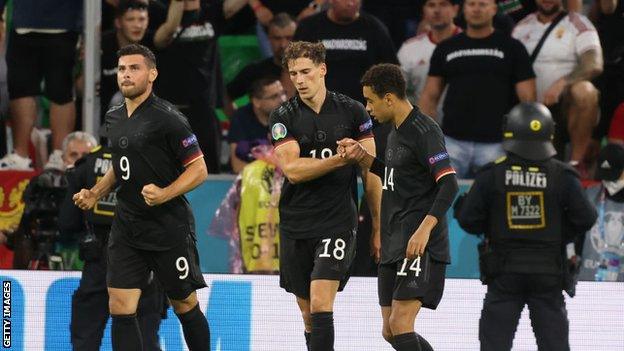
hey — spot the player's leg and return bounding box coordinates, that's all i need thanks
[378,263,396,344]
[107,239,151,351]
[279,234,315,350]
[137,275,166,351]
[526,275,569,351]
[479,274,525,351]
[308,229,357,351]
[309,279,340,351]
[149,236,209,351]
[388,300,428,351]
[295,297,312,350]
[388,254,445,351]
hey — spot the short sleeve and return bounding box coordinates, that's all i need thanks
[428,45,445,77]
[417,127,456,182]
[511,38,536,83]
[352,101,374,141]
[166,114,203,167]
[573,16,601,56]
[269,109,295,148]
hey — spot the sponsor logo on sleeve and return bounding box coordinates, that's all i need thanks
[182,134,198,148]
[359,119,373,133]
[272,123,287,141]
[428,152,449,165]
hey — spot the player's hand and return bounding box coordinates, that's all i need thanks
[337,138,366,163]
[370,230,381,263]
[406,225,431,260]
[141,184,169,206]
[542,78,567,106]
[73,189,98,210]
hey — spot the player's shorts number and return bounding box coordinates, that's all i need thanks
[397,257,421,277]
[176,257,189,279]
[309,148,333,159]
[119,156,130,180]
[319,238,346,260]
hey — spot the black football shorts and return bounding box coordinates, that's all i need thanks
[378,251,447,309]
[279,229,357,299]
[107,235,206,301]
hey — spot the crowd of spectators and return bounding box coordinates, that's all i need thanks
[0,0,621,176]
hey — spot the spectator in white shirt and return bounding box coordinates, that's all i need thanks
[513,0,603,176]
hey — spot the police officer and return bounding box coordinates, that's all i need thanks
[454,102,597,351]
[60,143,166,351]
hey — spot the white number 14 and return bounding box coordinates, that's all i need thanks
[397,257,421,277]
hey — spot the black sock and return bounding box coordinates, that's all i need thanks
[311,312,334,351]
[176,303,211,351]
[391,332,434,351]
[305,331,311,351]
[111,314,143,351]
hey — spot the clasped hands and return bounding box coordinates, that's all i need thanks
[336,138,368,164]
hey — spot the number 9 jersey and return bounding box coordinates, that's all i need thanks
[104,94,204,251]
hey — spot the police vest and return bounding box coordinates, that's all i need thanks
[490,157,564,274]
[85,146,116,227]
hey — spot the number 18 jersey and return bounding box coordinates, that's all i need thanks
[269,91,373,239]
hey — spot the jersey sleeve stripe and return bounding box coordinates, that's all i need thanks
[274,138,297,150]
[356,133,374,141]
[435,168,456,182]
[183,152,204,167]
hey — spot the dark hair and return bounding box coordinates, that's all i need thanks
[360,64,407,100]
[117,44,157,68]
[282,41,325,68]
[115,0,149,18]
[268,12,295,30]
[249,77,280,99]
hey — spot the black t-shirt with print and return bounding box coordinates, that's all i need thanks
[104,94,203,251]
[269,91,374,239]
[293,11,398,103]
[155,0,225,107]
[429,30,534,143]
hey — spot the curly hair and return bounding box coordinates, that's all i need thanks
[360,63,407,100]
[281,41,326,68]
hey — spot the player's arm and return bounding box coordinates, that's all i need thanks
[73,167,116,210]
[418,76,445,120]
[142,156,208,206]
[359,137,383,263]
[274,141,350,184]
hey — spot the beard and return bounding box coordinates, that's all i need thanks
[120,83,147,99]
[537,3,562,16]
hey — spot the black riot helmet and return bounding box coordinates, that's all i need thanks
[502,102,556,161]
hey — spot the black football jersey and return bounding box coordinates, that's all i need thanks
[269,91,374,239]
[104,94,203,250]
[380,108,455,264]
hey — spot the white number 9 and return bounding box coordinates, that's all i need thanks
[176,257,189,279]
[120,156,130,180]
